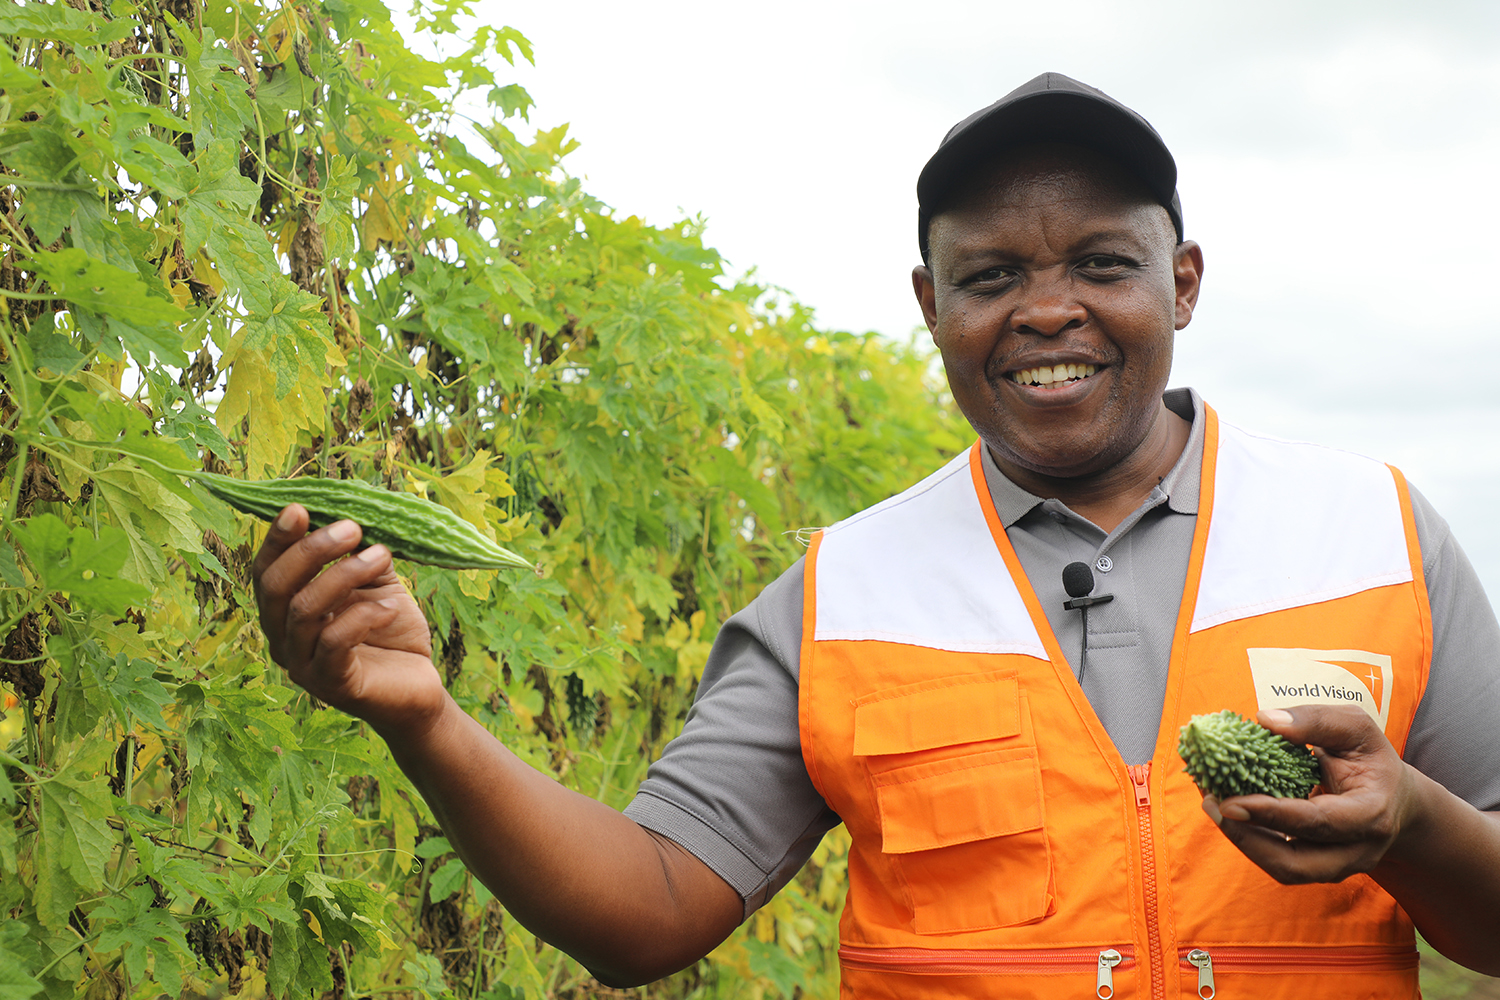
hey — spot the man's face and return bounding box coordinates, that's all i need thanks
[914,145,1203,482]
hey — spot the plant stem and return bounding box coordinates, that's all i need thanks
[22,690,41,770]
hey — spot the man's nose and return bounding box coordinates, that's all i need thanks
[1010,275,1086,337]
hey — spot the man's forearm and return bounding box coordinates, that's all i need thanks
[374,695,742,986]
[1374,771,1500,975]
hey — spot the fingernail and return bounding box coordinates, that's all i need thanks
[1202,797,1223,823]
[1263,709,1293,727]
[358,544,388,564]
[275,507,296,532]
[328,520,359,544]
[1220,803,1252,822]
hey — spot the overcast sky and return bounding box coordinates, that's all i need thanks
[461,0,1500,598]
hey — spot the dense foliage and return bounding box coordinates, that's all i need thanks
[0,0,968,996]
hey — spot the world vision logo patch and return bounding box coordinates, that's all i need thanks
[1246,648,1392,732]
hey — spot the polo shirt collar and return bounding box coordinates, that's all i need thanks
[982,387,1205,528]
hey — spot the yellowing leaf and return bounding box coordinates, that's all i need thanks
[215,347,322,478]
[427,450,491,532]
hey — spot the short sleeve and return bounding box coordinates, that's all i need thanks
[624,558,841,919]
[1402,485,1500,811]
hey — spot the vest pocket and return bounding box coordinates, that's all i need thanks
[873,747,1053,933]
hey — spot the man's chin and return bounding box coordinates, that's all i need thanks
[984,439,1123,483]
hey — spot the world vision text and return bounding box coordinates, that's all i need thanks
[1267,683,1366,703]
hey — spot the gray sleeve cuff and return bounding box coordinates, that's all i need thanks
[625,790,774,916]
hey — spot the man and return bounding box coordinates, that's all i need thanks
[253,74,1500,996]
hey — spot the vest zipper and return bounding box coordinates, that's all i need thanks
[1186,948,1214,998]
[1097,947,1124,998]
[1128,762,1166,1000]
[1176,943,1420,984]
[838,944,1136,993]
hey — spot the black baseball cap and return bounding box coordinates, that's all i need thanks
[917,72,1183,262]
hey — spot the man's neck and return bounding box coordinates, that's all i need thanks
[989,402,1193,533]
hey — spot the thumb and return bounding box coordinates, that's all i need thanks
[1257,704,1382,757]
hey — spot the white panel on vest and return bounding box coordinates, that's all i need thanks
[1190,424,1413,633]
[814,450,1047,658]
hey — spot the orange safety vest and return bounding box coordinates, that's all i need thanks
[799,405,1430,999]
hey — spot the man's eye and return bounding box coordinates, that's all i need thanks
[1080,255,1131,270]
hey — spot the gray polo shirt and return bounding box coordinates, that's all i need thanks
[624,389,1500,918]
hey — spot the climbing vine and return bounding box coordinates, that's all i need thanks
[0,0,965,997]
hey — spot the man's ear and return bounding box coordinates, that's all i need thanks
[1173,241,1205,331]
[912,265,939,338]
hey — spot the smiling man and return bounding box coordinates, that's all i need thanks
[251,73,1500,997]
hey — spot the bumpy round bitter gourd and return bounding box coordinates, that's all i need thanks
[1177,710,1320,800]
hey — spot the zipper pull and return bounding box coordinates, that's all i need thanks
[1187,948,1215,998]
[1096,948,1123,998]
[1128,762,1151,807]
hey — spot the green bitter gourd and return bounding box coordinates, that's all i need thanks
[1177,710,1320,800]
[197,473,531,571]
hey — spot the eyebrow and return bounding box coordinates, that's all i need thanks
[944,228,1156,266]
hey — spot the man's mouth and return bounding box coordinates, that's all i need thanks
[1008,363,1099,387]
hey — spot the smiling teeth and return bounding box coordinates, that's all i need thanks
[1011,363,1098,386]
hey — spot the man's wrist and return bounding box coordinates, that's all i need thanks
[1377,764,1444,871]
[367,686,461,756]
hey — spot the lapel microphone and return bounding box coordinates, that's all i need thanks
[1062,561,1114,682]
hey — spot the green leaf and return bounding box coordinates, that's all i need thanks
[179,139,261,257]
[7,131,82,246]
[427,858,467,901]
[403,953,457,1000]
[0,805,16,873]
[10,514,151,615]
[26,249,188,366]
[92,882,192,995]
[0,2,132,44]
[268,910,333,999]
[487,83,533,120]
[301,875,388,950]
[404,259,494,367]
[413,836,452,859]
[175,25,257,139]
[33,754,115,932]
[745,937,808,1000]
[0,47,40,93]
[93,462,204,585]
[26,322,85,377]
[0,544,22,588]
[0,751,18,807]
[0,921,44,1000]
[219,868,298,934]
[96,653,174,728]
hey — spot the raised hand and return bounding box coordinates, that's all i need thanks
[250,503,444,736]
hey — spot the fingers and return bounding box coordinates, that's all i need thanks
[1219,789,1393,843]
[280,542,395,672]
[298,595,404,691]
[250,504,308,583]
[252,508,378,666]
[1212,815,1367,883]
[1205,793,1385,883]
